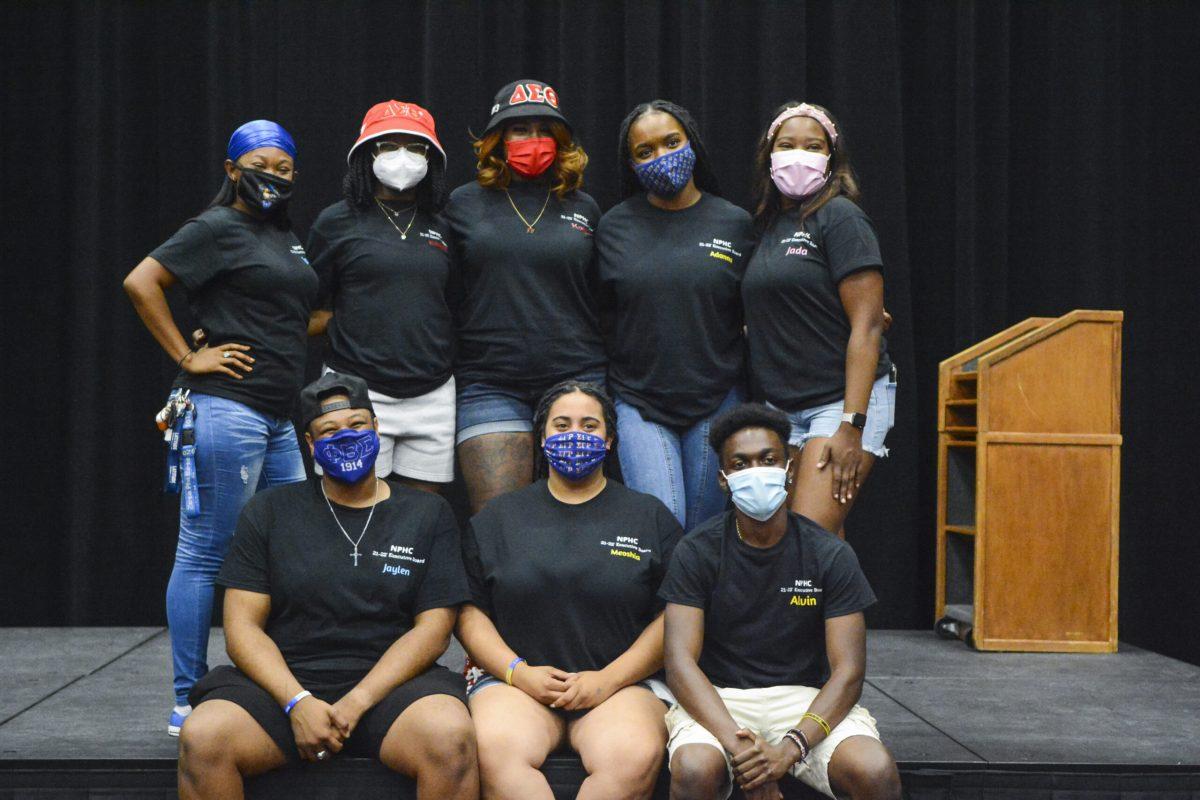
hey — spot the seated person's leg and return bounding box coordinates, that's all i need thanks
[376,694,477,800]
[665,703,733,800]
[178,699,287,800]
[567,685,668,800]
[469,682,564,800]
[824,736,902,800]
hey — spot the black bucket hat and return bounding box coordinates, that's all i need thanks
[484,79,571,135]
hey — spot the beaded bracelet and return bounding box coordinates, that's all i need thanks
[505,657,526,686]
[283,690,311,715]
[783,730,809,762]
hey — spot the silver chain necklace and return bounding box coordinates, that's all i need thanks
[320,479,379,567]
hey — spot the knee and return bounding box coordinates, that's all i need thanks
[420,714,477,777]
[669,747,727,800]
[596,738,663,792]
[841,750,902,800]
[178,710,233,776]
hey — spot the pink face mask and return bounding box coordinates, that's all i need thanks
[770,149,830,199]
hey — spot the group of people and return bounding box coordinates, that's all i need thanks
[123,78,899,800]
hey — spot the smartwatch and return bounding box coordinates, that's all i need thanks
[841,412,867,430]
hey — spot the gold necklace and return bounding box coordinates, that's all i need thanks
[736,516,745,541]
[375,197,418,240]
[504,188,551,234]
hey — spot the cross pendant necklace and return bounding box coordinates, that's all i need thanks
[321,479,380,567]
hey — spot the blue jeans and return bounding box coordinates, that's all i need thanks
[614,387,744,531]
[166,393,306,705]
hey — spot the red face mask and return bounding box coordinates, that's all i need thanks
[505,136,557,178]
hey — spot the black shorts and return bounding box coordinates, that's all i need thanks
[189,664,466,763]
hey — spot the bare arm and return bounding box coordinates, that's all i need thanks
[333,606,457,731]
[556,611,666,711]
[818,270,885,503]
[456,602,570,705]
[122,256,253,379]
[307,309,332,337]
[664,603,745,754]
[223,588,347,761]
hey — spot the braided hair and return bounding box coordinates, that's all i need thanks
[617,99,722,200]
[530,379,622,480]
[341,144,447,212]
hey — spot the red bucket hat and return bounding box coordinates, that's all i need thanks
[347,100,446,165]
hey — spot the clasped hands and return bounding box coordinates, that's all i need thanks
[729,727,802,798]
[288,690,371,763]
[510,663,618,711]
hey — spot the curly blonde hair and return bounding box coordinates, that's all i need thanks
[473,121,587,199]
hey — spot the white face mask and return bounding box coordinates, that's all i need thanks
[372,149,428,191]
[721,463,792,522]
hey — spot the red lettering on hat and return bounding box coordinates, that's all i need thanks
[509,84,530,105]
[527,83,546,103]
[544,86,559,108]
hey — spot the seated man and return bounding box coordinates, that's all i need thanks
[660,403,902,800]
[178,373,477,800]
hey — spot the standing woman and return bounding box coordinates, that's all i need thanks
[596,100,754,531]
[307,101,456,493]
[742,102,895,536]
[123,120,317,735]
[457,380,682,800]
[444,79,606,513]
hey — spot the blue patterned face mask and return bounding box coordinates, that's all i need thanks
[313,428,380,483]
[632,142,697,198]
[543,431,608,480]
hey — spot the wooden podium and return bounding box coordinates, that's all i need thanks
[935,310,1123,652]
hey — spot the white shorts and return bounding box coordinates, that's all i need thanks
[665,684,881,799]
[319,369,456,483]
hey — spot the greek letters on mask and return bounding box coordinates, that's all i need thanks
[632,143,697,198]
[313,428,380,483]
[543,431,607,480]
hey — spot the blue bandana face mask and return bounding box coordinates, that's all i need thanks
[632,142,697,198]
[313,428,380,484]
[543,431,608,480]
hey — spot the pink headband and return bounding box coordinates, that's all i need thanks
[766,104,839,146]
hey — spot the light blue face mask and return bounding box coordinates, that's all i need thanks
[722,463,791,522]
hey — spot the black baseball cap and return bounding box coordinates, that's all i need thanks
[300,372,375,432]
[484,78,571,135]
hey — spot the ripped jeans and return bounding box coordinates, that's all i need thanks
[166,392,305,705]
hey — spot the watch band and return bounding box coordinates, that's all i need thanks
[841,412,867,430]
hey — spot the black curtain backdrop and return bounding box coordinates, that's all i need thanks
[2,2,1197,665]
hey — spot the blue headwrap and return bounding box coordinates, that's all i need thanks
[226,119,297,163]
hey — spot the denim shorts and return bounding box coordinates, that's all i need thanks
[779,373,897,458]
[455,371,606,445]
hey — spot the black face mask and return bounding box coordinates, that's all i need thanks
[234,166,293,215]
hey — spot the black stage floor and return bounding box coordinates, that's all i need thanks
[1,629,1198,799]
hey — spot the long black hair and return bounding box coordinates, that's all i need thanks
[531,379,622,481]
[751,101,860,234]
[617,99,722,200]
[342,144,447,212]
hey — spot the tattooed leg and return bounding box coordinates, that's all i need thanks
[458,432,535,514]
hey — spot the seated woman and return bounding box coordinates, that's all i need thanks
[177,373,477,800]
[457,380,683,800]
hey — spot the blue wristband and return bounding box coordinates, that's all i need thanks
[283,690,311,715]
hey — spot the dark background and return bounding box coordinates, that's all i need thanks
[2,1,1197,666]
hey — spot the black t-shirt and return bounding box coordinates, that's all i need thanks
[442,180,606,390]
[659,511,876,689]
[596,194,754,427]
[150,206,318,418]
[742,197,892,411]
[308,200,456,398]
[463,480,682,673]
[218,478,471,685]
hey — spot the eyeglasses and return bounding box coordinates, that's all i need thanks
[373,141,430,157]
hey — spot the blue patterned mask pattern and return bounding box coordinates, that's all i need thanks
[632,143,697,198]
[313,428,380,483]
[543,431,608,480]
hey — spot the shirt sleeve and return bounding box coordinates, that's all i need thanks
[461,519,492,614]
[822,541,878,619]
[821,200,883,283]
[650,500,684,612]
[413,501,472,614]
[306,218,338,312]
[216,501,271,594]
[149,218,224,292]
[657,536,714,610]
